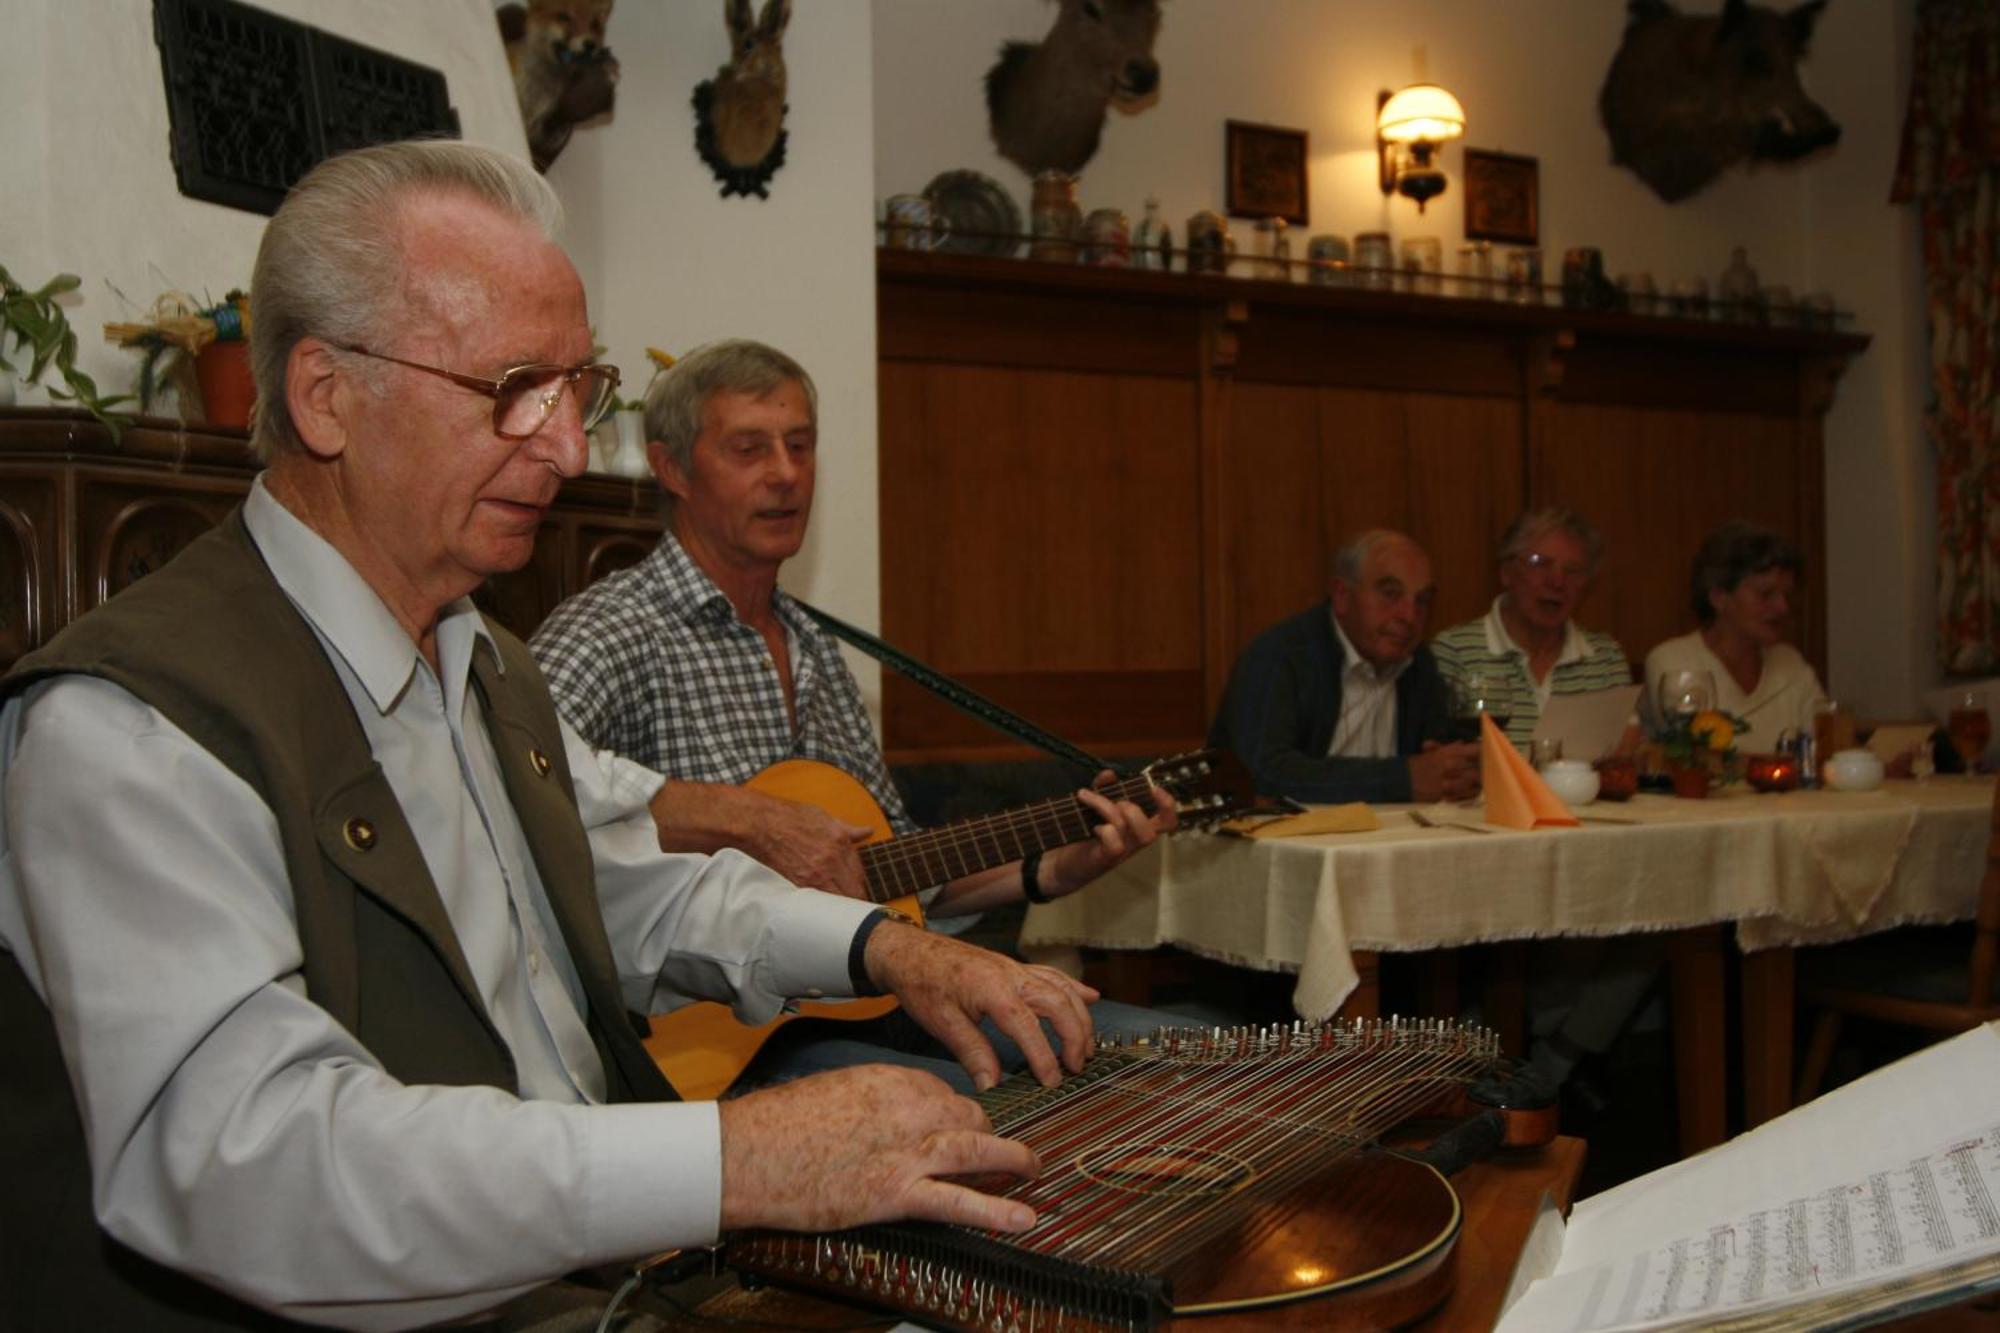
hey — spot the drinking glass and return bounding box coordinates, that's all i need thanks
[1948,688,1992,772]
[1813,698,1857,760]
[1530,737,1563,770]
[1656,669,1714,721]
[1453,668,1510,742]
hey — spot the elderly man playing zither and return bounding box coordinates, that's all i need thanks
[531,338,1177,1093]
[0,142,1082,1331]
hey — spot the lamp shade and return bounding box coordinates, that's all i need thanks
[1377,84,1466,144]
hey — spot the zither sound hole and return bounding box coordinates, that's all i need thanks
[1075,1143,1253,1196]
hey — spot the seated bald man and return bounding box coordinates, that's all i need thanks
[1209,529,1478,805]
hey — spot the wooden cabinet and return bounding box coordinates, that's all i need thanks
[876,252,1868,764]
[0,409,663,668]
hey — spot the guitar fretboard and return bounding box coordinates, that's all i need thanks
[861,773,1157,901]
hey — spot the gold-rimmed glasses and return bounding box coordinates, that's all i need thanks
[337,343,621,440]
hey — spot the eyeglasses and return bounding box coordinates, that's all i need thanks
[1520,551,1589,580]
[336,343,621,440]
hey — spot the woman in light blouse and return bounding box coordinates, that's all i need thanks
[1643,521,1828,744]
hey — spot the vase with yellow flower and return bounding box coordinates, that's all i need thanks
[1656,707,1749,798]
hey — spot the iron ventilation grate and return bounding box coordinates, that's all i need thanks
[155,0,459,216]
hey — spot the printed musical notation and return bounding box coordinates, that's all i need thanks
[1506,1120,2000,1332]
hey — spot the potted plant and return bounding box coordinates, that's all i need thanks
[104,290,253,429]
[1,263,132,435]
[1656,707,1748,798]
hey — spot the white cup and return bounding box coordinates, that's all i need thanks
[1541,758,1600,807]
[1822,748,1884,792]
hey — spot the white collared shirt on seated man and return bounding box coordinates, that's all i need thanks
[0,479,877,1328]
[1327,607,1409,758]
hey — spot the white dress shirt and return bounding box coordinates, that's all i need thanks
[1327,611,1408,759]
[0,479,877,1330]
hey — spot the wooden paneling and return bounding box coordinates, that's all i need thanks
[877,252,1867,762]
[879,363,1201,674]
[1539,403,1822,677]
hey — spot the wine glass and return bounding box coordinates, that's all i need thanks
[1948,688,1991,773]
[1656,669,1714,721]
[1452,667,1510,741]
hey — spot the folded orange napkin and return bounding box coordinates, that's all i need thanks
[1481,713,1580,830]
[1222,803,1381,838]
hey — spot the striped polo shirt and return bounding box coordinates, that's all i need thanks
[1431,598,1631,745]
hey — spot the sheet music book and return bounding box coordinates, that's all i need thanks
[1531,684,1644,764]
[1498,1023,2000,1331]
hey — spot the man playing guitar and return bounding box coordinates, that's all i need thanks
[532,338,1177,1094]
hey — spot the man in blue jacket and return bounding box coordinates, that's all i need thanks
[1210,529,1478,804]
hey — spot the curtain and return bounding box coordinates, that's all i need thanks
[1895,0,2000,672]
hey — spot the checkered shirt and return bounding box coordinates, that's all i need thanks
[530,534,916,837]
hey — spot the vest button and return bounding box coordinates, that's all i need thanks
[529,748,552,778]
[344,817,377,851]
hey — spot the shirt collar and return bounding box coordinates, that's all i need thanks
[242,477,499,715]
[647,530,806,634]
[1482,595,1589,666]
[1329,606,1411,684]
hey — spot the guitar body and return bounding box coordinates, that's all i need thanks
[643,760,916,1101]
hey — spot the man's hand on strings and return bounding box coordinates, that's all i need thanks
[864,920,1097,1091]
[1038,769,1178,899]
[719,1065,1041,1232]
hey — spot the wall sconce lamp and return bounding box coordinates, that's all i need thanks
[1377,83,1466,212]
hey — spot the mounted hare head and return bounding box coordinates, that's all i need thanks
[693,0,791,198]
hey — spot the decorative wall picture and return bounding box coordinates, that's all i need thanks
[1225,120,1308,226]
[693,0,791,199]
[497,0,620,174]
[1463,149,1540,245]
[984,0,1163,177]
[1599,0,1838,203]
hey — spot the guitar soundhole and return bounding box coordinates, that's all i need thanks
[1076,1142,1253,1197]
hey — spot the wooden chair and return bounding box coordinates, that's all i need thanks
[1794,778,2000,1101]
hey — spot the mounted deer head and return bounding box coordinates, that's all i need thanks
[1599,0,1838,203]
[985,0,1165,177]
[693,0,791,199]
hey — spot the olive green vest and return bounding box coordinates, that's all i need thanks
[0,510,674,1331]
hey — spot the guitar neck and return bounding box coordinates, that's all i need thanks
[859,773,1156,903]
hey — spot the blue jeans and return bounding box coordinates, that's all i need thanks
[737,999,1173,1095]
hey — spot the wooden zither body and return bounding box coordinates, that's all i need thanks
[728,1018,1549,1331]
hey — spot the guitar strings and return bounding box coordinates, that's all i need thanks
[859,771,1164,899]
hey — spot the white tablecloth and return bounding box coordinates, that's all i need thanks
[1021,777,1994,1020]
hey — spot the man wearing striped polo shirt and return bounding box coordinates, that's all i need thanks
[1431,509,1632,745]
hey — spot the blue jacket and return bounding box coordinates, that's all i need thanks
[1208,601,1457,804]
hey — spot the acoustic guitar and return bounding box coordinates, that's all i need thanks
[642,750,1254,1099]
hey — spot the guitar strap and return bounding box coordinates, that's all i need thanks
[796,602,1126,775]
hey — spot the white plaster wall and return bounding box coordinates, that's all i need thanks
[3,0,526,399]
[548,2,882,714]
[871,0,1936,716]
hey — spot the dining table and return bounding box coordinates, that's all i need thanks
[1022,775,1995,1155]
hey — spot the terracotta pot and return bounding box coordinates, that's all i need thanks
[194,339,256,430]
[1669,764,1711,799]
